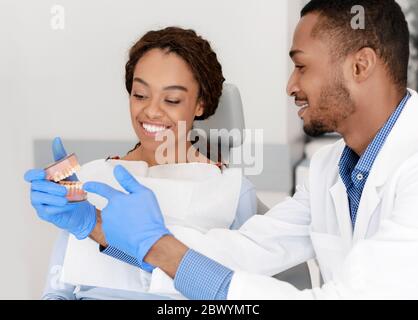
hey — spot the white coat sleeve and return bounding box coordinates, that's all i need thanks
[164,181,314,276]
[227,158,418,300]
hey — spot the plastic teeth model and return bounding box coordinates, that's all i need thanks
[44,153,87,202]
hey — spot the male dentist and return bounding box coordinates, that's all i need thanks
[25,0,418,299]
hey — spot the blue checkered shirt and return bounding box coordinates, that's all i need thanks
[339,92,410,226]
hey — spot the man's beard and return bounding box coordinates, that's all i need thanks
[303,75,355,137]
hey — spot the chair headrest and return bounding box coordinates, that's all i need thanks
[192,83,245,149]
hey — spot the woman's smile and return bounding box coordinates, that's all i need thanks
[139,121,173,137]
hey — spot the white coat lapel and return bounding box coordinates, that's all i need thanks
[353,89,418,241]
[329,176,353,249]
[352,183,381,242]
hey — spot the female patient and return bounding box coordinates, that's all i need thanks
[41,27,256,300]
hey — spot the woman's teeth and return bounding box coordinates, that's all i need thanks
[142,123,169,133]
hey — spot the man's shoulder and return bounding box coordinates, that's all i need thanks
[392,152,418,187]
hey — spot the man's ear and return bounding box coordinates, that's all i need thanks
[195,101,204,117]
[352,47,377,82]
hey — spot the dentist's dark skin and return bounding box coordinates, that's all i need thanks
[94,12,406,280]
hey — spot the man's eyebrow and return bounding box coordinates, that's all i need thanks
[132,78,188,92]
[289,49,304,58]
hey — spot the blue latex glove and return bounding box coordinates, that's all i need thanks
[83,165,172,272]
[51,137,78,181]
[24,137,97,240]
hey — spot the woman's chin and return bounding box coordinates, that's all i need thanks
[138,137,160,149]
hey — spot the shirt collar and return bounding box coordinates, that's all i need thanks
[339,91,411,186]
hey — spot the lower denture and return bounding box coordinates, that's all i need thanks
[59,181,87,202]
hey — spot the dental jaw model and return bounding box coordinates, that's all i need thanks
[45,153,87,202]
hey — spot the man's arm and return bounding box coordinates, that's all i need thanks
[91,210,147,269]
[93,222,234,300]
[146,236,235,300]
[144,182,312,299]
[85,165,313,299]
[93,177,257,270]
[222,156,418,300]
[145,235,188,278]
[89,209,107,247]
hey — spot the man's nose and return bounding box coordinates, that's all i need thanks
[286,71,299,97]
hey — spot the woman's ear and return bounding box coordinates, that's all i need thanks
[195,101,204,117]
[352,47,377,83]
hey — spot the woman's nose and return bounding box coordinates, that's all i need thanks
[144,99,164,119]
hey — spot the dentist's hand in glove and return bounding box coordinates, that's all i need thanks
[83,165,175,272]
[24,137,97,240]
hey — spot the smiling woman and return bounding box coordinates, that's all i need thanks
[35,26,258,300]
[123,27,225,166]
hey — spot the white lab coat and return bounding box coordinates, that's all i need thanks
[151,89,418,299]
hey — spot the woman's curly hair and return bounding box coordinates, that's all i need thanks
[125,26,225,120]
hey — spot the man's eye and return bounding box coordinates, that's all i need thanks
[296,65,305,70]
[165,99,180,105]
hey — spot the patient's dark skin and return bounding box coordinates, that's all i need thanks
[89,47,214,248]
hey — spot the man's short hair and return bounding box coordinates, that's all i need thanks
[301,0,409,89]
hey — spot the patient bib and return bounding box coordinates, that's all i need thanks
[60,159,242,296]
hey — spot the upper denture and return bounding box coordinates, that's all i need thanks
[45,153,87,202]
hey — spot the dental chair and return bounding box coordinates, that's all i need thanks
[34,83,313,291]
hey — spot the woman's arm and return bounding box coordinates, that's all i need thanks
[229,177,257,230]
[42,231,76,300]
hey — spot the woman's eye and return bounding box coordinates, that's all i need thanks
[133,94,146,100]
[165,99,180,105]
[296,65,305,71]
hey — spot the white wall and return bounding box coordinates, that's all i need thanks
[0,0,304,299]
